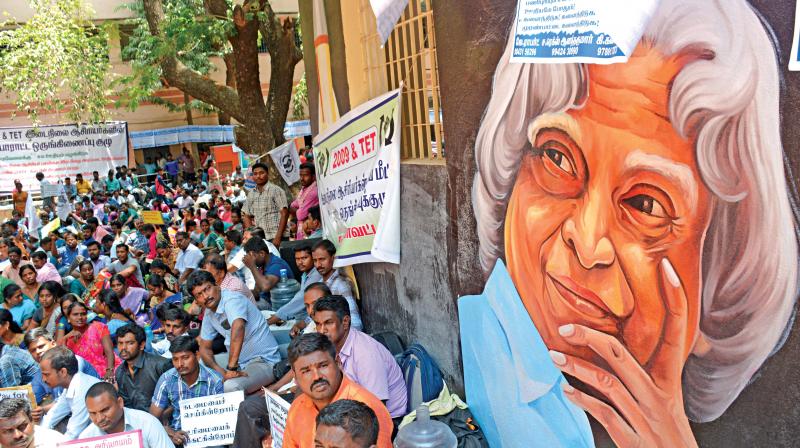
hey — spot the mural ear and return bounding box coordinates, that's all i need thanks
[691,331,711,356]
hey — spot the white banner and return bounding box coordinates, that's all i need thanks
[0,122,128,192]
[57,430,143,448]
[268,140,301,186]
[178,391,244,448]
[313,88,401,267]
[510,0,659,64]
[370,0,409,45]
[265,389,291,448]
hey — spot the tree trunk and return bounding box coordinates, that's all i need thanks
[142,0,303,168]
[218,54,236,125]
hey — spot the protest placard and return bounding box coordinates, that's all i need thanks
[39,217,61,238]
[0,385,36,408]
[57,429,143,448]
[0,122,128,192]
[509,0,659,64]
[40,183,62,198]
[265,389,292,448]
[141,211,165,225]
[179,391,244,448]
[313,88,401,267]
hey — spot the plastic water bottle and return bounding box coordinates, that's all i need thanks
[394,405,457,448]
[144,323,154,353]
[271,268,300,311]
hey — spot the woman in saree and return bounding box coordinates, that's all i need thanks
[61,300,120,381]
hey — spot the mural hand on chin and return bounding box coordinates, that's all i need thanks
[550,258,696,448]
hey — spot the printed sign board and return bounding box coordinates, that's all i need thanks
[313,88,402,266]
[179,391,244,448]
[510,0,659,64]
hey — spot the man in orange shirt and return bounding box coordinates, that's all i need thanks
[282,333,393,448]
[11,180,27,215]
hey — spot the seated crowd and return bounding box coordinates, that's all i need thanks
[0,160,403,448]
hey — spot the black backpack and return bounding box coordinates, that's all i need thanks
[432,408,490,448]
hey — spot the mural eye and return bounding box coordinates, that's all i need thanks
[622,194,668,218]
[542,147,576,176]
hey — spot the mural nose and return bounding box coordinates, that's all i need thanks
[561,214,615,270]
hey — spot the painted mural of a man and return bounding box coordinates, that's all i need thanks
[466,0,798,446]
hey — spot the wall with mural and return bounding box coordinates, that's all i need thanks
[438,0,800,446]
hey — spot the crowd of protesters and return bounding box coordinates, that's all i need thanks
[0,146,402,448]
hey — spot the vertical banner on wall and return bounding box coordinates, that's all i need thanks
[0,122,129,191]
[314,88,402,267]
[370,0,410,45]
[510,0,659,64]
[268,140,301,186]
[313,0,341,131]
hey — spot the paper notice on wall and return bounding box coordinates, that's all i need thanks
[510,0,659,64]
[370,0,410,45]
[179,391,244,448]
[265,389,292,448]
[268,140,301,186]
[313,88,402,267]
[790,4,800,70]
[57,430,143,448]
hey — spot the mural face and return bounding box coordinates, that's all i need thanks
[466,0,800,446]
[506,46,711,369]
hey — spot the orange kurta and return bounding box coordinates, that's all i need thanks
[282,375,393,448]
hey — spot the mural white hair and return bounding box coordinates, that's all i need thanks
[472,0,798,422]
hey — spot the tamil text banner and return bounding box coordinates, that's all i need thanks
[179,390,244,448]
[510,0,659,64]
[57,430,143,448]
[0,122,128,192]
[313,88,401,267]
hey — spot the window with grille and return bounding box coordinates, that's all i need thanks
[380,0,445,161]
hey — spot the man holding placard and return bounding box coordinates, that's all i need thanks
[150,335,224,446]
[0,398,65,448]
[80,382,173,448]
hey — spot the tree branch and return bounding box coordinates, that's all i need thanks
[142,0,245,122]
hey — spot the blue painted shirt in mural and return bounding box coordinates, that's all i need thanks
[458,260,595,448]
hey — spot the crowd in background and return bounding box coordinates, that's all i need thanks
[0,145,403,448]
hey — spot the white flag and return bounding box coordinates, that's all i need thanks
[24,193,40,236]
[370,0,409,45]
[268,140,301,186]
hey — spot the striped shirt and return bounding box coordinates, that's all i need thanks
[151,365,223,431]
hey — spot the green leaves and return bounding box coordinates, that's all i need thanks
[0,0,112,124]
[292,73,307,120]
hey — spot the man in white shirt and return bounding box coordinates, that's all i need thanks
[0,398,65,448]
[174,188,195,210]
[39,346,101,439]
[80,382,174,448]
[174,231,204,284]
